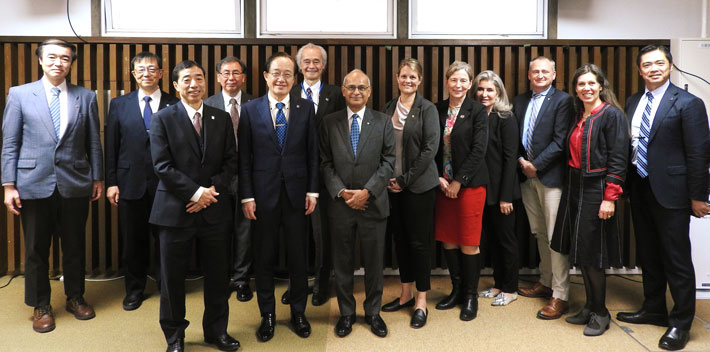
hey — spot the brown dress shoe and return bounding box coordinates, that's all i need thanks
[537,297,568,320]
[66,297,96,320]
[518,282,553,298]
[33,305,55,333]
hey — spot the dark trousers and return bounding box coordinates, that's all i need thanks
[158,219,230,344]
[629,172,695,330]
[252,184,308,315]
[482,204,519,293]
[310,187,332,294]
[388,188,435,292]
[21,189,89,307]
[118,191,159,296]
[230,194,252,284]
[331,204,386,317]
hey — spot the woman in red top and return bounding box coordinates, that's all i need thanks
[551,64,629,336]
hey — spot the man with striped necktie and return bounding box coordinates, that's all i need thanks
[617,45,710,351]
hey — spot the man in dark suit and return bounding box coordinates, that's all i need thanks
[513,56,573,319]
[204,56,255,302]
[238,52,318,342]
[2,39,103,333]
[617,45,710,351]
[149,60,239,352]
[106,51,178,311]
[320,69,395,338]
[281,43,345,306]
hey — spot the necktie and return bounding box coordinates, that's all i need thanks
[193,111,202,137]
[525,93,542,160]
[350,114,360,157]
[49,87,61,139]
[143,96,153,130]
[306,87,314,102]
[275,102,287,148]
[637,92,654,178]
[229,98,239,143]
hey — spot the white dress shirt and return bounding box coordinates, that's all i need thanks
[222,90,242,114]
[300,80,321,113]
[138,88,161,117]
[630,80,670,166]
[42,76,69,139]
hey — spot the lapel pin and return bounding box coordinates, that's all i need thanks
[325,97,330,102]
[367,121,371,125]
[75,104,80,109]
[460,114,465,118]
[296,104,300,108]
[411,114,415,118]
[211,116,214,120]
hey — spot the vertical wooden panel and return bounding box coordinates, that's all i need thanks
[441,46,450,100]
[593,46,602,67]
[391,46,399,98]
[480,46,488,72]
[213,45,222,94]
[504,46,514,99]
[201,45,209,98]
[328,46,336,85]
[17,44,26,85]
[517,47,527,95]
[492,46,501,75]
[630,46,640,95]
[340,46,348,79]
[454,46,462,62]
[31,43,39,81]
[568,46,578,96]
[618,47,627,106]
[430,46,439,103]
[580,46,589,66]
[606,47,615,86]
[161,45,170,93]
[378,46,386,107]
[556,46,566,91]
[122,45,131,94]
[354,46,362,70]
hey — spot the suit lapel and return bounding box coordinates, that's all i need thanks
[335,111,353,158]
[126,91,146,134]
[451,98,472,135]
[625,93,642,129]
[159,91,175,110]
[31,81,59,143]
[61,84,81,145]
[176,103,203,159]
[355,109,375,159]
[516,91,533,136]
[534,87,556,129]
[256,97,281,149]
[649,84,678,142]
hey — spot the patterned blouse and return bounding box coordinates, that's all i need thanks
[442,106,460,181]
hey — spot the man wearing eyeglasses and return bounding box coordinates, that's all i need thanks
[205,56,255,303]
[238,52,318,342]
[320,69,395,338]
[106,52,179,312]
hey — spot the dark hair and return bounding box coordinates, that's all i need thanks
[35,39,77,62]
[569,63,622,113]
[216,56,247,74]
[263,52,296,73]
[130,52,161,70]
[172,60,205,82]
[636,45,673,66]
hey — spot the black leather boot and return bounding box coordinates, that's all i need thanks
[460,253,480,321]
[436,249,462,310]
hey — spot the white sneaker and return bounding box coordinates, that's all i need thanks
[491,292,518,306]
[478,288,501,298]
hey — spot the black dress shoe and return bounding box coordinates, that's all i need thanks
[166,338,184,352]
[122,293,143,311]
[659,327,690,351]
[290,312,311,338]
[256,313,276,342]
[335,314,356,337]
[381,297,415,312]
[410,308,428,328]
[205,333,240,351]
[281,290,290,305]
[311,291,328,306]
[235,283,253,302]
[365,314,388,337]
[616,309,668,327]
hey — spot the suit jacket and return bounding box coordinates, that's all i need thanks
[238,95,319,211]
[485,110,521,205]
[626,83,710,209]
[381,93,440,193]
[512,87,574,188]
[434,98,489,189]
[204,90,255,112]
[148,102,237,227]
[320,108,395,219]
[2,79,103,199]
[105,90,178,200]
[290,82,346,128]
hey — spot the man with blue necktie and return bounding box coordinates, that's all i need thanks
[617,45,710,351]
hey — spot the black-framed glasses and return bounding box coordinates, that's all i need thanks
[133,66,159,75]
[343,85,369,92]
[220,71,243,78]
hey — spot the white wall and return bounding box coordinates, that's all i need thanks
[0,0,91,37]
[558,0,708,39]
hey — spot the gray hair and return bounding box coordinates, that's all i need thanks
[472,70,512,114]
[529,56,556,71]
[342,69,371,86]
[445,61,474,80]
[296,43,328,69]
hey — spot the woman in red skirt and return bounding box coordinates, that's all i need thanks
[434,61,489,321]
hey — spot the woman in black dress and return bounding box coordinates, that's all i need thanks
[551,63,628,336]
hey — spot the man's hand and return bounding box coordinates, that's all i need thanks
[499,201,514,215]
[305,196,317,215]
[345,189,369,211]
[387,178,402,193]
[106,186,119,206]
[4,185,21,215]
[186,186,219,213]
[91,181,104,201]
[341,189,355,202]
[446,180,462,199]
[598,200,615,220]
[691,200,710,218]
[519,159,538,179]
[242,201,256,220]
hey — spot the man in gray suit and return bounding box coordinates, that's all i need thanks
[320,69,395,338]
[2,39,103,333]
[204,56,255,302]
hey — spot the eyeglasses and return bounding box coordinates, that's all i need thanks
[268,72,294,80]
[220,71,243,78]
[343,85,370,92]
[133,66,159,75]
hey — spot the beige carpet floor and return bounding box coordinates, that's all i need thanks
[1,274,709,351]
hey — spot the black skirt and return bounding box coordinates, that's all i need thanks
[551,168,623,268]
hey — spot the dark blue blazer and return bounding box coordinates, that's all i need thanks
[238,95,319,211]
[105,90,178,200]
[626,83,710,209]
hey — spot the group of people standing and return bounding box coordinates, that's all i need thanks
[2,39,709,352]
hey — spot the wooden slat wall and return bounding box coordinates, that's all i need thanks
[0,38,667,276]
